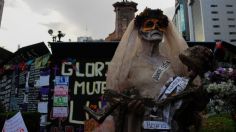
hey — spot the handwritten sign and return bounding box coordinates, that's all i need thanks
[152,60,170,81]
[2,112,28,132]
[49,42,118,127]
[64,61,108,124]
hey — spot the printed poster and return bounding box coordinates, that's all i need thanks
[39,86,49,101]
[39,75,50,86]
[54,85,68,96]
[53,96,68,106]
[52,107,68,118]
[55,76,69,85]
[38,102,48,113]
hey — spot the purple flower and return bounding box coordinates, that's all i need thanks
[216,67,225,74]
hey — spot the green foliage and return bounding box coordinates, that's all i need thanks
[201,114,236,132]
[0,112,41,132]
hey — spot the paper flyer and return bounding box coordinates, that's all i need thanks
[39,75,50,86]
[55,76,69,85]
[54,85,68,96]
[52,107,68,118]
[38,102,48,113]
[53,96,68,106]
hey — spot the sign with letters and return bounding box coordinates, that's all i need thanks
[49,42,118,130]
[62,61,109,124]
[143,120,170,130]
[152,60,170,81]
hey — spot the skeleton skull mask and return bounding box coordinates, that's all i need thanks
[135,8,169,42]
[140,18,164,42]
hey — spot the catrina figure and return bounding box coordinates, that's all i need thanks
[94,8,189,132]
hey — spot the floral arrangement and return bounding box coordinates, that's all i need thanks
[207,67,236,84]
[205,67,236,117]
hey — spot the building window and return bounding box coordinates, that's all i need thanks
[230,39,236,42]
[227,11,234,14]
[229,25,236,28]
[229,32,236,35]
[226,5,233,7]
[211,5,218,7]
[211,11,218,14]
[228,18,235,21]
[213,25,220,28]
[212,18,219,21]
[214,32,221,35]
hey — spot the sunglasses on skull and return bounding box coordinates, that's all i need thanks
[141,18,164,32]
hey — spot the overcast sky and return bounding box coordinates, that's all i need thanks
[0,0,175,52]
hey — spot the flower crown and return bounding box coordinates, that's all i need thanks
[135,8,169,29]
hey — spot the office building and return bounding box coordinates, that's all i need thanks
[174,0,236,45]
[0,0,4,27]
